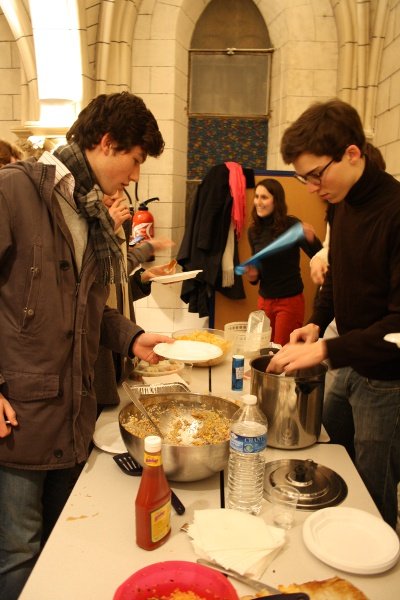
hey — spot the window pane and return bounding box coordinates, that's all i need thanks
[191,0,270,49]
[189,53,270,116]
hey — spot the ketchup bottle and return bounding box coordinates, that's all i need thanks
[135,435,171,550]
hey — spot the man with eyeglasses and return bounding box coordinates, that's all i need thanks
[267,99,400,530]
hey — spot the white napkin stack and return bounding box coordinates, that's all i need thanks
[142,373,188,387]
[188,508,286,579]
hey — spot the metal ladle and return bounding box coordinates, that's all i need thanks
[122,381,164,438]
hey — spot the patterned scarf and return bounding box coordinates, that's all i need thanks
[53,141,126,285]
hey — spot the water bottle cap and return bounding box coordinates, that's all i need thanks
[241,394,257,405]
[144,435,162,452]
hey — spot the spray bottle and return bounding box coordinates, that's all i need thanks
[132,197,159,242]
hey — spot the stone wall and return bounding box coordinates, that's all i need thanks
[1,0,399,333]
[0,9,21,140]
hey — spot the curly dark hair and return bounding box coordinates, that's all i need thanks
[250,178,290,238]
[0,139,24,166]
[66,92,165,157]
[280,99,366,164]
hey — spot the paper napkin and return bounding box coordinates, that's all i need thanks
[142,373,188,387]
[187,508,286,578]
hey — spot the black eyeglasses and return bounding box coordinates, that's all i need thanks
[294,158,335,185]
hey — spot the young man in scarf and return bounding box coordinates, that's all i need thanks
[0,92,172,599]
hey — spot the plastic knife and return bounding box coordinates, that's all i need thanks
[196,559,309,599]
[196,558,281,594]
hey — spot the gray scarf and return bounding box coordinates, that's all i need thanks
[53,142,126,285]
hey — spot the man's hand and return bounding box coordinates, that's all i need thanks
[104,192,131,231]
[0,392,18,438]
[131,333,174,363]
[310,255,328,285]
[145,237,175,252]
[289,323,320,344]
[266,338,327,374]
[141,260,177,282]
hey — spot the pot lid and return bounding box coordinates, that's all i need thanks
[264,458,348,510]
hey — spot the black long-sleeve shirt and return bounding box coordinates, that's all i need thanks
[311,158,400,380]
[248,215,322,299]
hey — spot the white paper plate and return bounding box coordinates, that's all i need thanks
[384,332,400,348]
[150,270,202,284]
[303,506,400,574]
[154,340,223,363]
[93,421,125,454]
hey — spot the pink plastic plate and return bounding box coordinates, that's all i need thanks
[113,560,239,600]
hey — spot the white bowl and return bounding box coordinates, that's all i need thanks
[172,328,232,366]
[130,359,184,379]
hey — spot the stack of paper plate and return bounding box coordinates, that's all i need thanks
[303,506,400,574]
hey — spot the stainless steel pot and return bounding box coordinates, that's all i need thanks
[250,355,327,449]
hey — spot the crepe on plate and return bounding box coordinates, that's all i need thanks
[242,576,368,600]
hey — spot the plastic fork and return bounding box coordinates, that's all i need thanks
[113,452,186,515]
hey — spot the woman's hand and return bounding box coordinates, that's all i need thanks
[302,221,318,243]
[244,265,259,282]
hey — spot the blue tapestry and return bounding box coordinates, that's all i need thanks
[188,116,268,180]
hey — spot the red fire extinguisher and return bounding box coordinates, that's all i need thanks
[132,197,159,242]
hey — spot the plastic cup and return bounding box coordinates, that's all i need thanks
[270,484,300,529]
[182,363,193,385]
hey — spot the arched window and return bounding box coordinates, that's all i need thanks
[188,0,273,181]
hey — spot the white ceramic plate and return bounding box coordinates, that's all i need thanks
[154,340,223,364]
[384,332,400,348]
[303,506,400,574]
[150,270,202,284]
[93,421,125,454]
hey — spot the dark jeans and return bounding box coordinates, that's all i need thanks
[0,464,83,600]
[323,366,400,528]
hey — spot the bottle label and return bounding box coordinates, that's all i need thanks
[150,500,171,542]
[132,221,153,240]
[144,452,162,467]
[230,432,267,453]
[231,356,244,390]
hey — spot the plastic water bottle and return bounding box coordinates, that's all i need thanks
[227,394,268,515]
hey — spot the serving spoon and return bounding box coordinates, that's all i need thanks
[122,381,164,438]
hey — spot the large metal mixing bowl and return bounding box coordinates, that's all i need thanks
[119,393,239,482]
